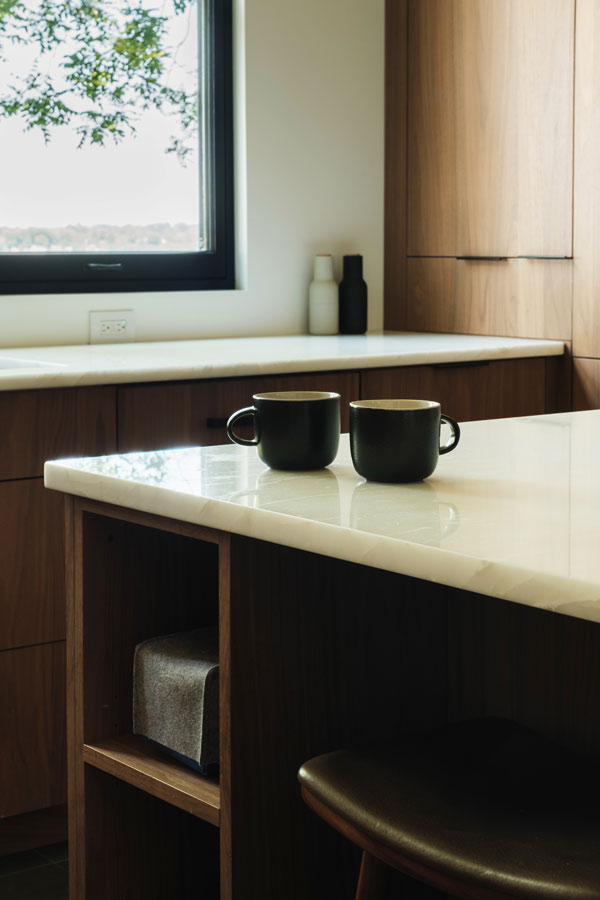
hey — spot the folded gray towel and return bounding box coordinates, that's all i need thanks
[133,627,219,767]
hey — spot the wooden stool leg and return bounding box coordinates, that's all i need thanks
[355,851,389,900]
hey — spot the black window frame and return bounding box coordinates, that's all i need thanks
[0,0,235,295]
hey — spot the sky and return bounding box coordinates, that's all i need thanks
[0,1,200,229]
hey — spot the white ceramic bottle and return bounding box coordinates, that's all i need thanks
[308,254,338,334]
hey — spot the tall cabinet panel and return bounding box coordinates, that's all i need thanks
[394,0,575,340]
[454,0,518,256]
[407,0,574,259]
[573,0,600,360]
[516,0,574,257]
[407,0,456,255]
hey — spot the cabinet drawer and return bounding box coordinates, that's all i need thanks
[0,386,116,480]
[361,358,547,422]
[0,641,66,818]
[404,257,572,341]
[0,479,66,651]
[118,371,359,452]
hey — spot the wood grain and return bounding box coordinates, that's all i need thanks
[0,642,66,818]
[83,736,220,824]
[455,0,517,255]
[65,497,600,899]
[117,371,359,452]
[447,591,600,757]
[545,345,572,414]
[66,500,225,900]
[65,495,85,899]
[572,357,600,410]
[384,0,408,331]
[0,805,67,856]
[225,536,448,899]
[405,257,572,340]
[218,534,233,900]
[573,0,600,358]
[83,767,219,900]
[406,0,456,256]
[404,0,573,258]
[79,514,220,745]
[0,386,116,480]
[516,0,574,257]
[361,358,548,423]
[389,0,574,332]
[0,479,66,650]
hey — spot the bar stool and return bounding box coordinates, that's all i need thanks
[298,717,600,900]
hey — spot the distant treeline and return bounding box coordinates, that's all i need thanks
[0,223,200,252]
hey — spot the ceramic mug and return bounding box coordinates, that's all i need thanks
[226,391,340,470]
[349,399,460,483]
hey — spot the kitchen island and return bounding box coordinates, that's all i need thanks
[0,331,569,858]
[44,409,600,899]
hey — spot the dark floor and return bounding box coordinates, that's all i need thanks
[0,842,68,899]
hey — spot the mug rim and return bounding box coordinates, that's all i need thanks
[254,391,340,401]
[350,399,440,411]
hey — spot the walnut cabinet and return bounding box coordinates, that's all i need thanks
[407,0,574,259]
[387,0,575,342]
[0,355,566,855]
[65,495,600,899]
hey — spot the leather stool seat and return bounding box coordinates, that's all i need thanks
[298,718,600,900]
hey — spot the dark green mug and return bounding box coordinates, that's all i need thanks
[349,399,460,483]
[226,391,340,470]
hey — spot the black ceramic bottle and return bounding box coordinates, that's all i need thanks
[338,254,367,334]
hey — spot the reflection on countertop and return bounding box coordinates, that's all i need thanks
[45,410,600,623]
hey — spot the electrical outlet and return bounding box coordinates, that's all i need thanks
[89,310,136,344]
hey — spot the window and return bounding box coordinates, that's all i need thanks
[0,0,234,294]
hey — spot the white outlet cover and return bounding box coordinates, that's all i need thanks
[89,310,136,343]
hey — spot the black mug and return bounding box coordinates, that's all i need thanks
[226,391,340,470]
[349,399,460,483]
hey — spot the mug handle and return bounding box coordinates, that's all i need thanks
[439,414,460,454]
[226,406,259,446]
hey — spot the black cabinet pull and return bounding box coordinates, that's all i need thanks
[517,255,572,260]
[206,417,228,428]
[433,360,491,370]
[456,256,508,262]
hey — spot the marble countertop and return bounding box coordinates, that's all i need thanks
[45,409,600,624]
[0,332,563,390]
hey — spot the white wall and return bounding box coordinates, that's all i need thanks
[0,0,385,348]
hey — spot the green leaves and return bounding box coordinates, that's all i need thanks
[0,0,198,156]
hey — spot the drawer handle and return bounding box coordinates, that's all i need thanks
[433,360,491,370]
[456,256,508,262]
[206,417,228,429]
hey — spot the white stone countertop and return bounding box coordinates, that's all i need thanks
[0,331,563,390]
[45,409,600,625]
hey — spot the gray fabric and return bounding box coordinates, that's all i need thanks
[133,627,219,765]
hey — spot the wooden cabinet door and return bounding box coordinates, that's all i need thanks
[117,372,360,452]
[0,479,66,650]
[361,358,547,423]
[404,256,572,341]
[407,0,574,258]
[0,642,66,818]
[0,386,116,479]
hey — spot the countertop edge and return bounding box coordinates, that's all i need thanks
[43,455,599,626]
[0,333,565,391]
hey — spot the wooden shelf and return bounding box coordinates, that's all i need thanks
[83,735,220,826]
